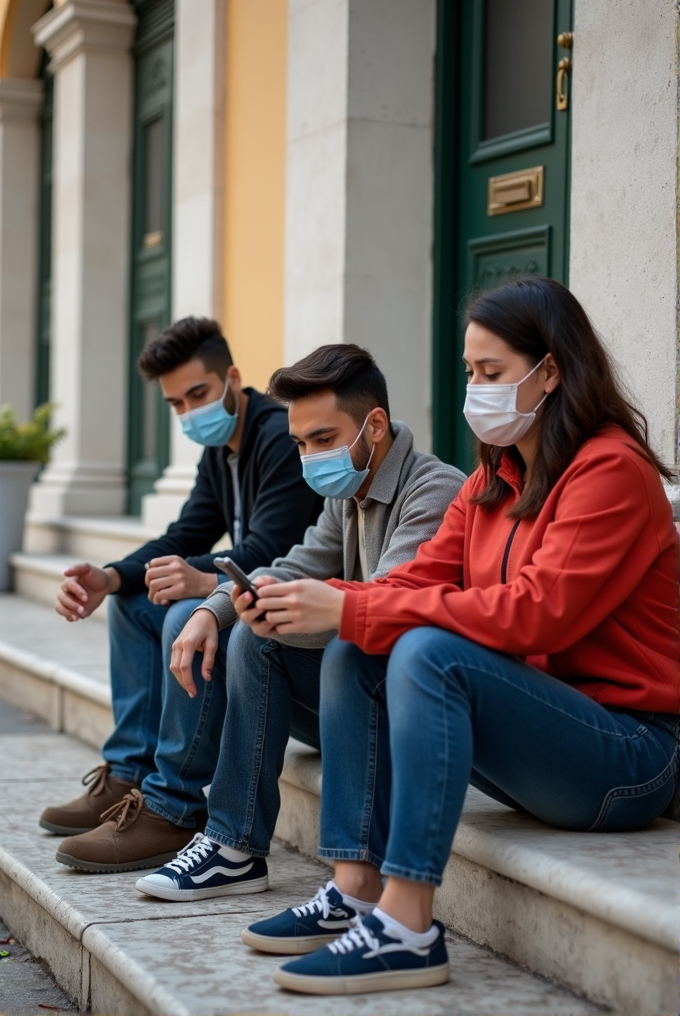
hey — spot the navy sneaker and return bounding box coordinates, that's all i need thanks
[134,833,268,901]
[273,912,450,995]
[241,881,361,954]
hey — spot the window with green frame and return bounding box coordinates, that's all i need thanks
[127,0,175,515]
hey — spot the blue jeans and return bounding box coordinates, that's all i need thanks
[318,630,678,886]
[204,622,325,855]
[103,593,225,805]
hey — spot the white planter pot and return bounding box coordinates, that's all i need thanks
[0,461,41,591]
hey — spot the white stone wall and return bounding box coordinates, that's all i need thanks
[0,79,43,423]
[141,0,227,530]
[569,1,678,467]
[285,0,436,452]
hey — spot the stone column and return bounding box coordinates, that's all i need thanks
[0,78,43,423]
[570,0,678,470]
[141,0,226,531]
[284,0,436,452]
[28,0,136,517]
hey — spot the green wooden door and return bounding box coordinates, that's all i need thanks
[35,56,53,408]
[433,0,573,471]
[127,0,174,515]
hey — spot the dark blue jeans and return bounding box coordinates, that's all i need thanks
[204,621,324,854]
[104,592,231,830]
[318,629,678,886]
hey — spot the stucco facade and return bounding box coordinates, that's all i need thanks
[0,0,677,533]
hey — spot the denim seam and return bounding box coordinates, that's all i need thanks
[317,847,385,869]
[177,677,214,782]
[442,661,653,741]
[144,797,197,829]
[588,754,676,831]
[109,764,146,784]
[359,685,383,855]
[237,645,271,844]
[204,826,269,858]
[380,862,441,887]
[425,667,453,878]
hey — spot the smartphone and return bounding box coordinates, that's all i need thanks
[214,557,260,600]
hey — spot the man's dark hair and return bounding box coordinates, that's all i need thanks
[268,344,390,424]
[138,317,233,381]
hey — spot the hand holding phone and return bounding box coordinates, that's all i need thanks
[214,557,259,600]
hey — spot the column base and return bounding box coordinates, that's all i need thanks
[141,462,197,530]
[28,462,127,516]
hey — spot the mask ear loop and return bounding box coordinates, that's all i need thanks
[515,356,550,417]
[220,373,238,417]
[349,411,378,471]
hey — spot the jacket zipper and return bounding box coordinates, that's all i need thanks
[500,519,521,584]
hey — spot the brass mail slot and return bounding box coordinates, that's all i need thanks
[488,166,544,216]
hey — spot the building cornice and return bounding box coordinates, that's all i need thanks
[0,78,43,122]
[32,0,136,74]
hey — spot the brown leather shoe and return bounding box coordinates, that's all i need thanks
[55,790,198,873]
[39,764,140,835]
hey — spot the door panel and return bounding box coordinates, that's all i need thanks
[433,0,573,471]
[127,0,174,515]
[35,56,53,408]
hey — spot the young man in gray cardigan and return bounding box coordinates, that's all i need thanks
[59,344,465,880]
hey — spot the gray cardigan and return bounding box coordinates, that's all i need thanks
[199,422,466,646]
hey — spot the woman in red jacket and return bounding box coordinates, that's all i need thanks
[236,278,679,996]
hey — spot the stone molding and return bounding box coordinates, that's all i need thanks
[32,0,136,74]
[0,79,44,122]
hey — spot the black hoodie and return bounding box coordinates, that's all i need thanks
[109,388,323,596]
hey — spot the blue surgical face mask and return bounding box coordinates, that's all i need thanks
[300,414,376,499]
[178,377,238,447]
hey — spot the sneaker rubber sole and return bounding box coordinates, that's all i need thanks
[274,961,451,995]
[55,849,180,873]
[39,819,96,836]
[135,874,269,901]
[241,928,340,955]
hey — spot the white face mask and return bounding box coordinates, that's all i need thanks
[463,357,549,446]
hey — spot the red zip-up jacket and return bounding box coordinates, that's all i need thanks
[331,426,679,713]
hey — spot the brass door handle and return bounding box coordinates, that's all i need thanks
[556,57,571,111]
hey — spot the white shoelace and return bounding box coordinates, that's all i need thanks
[292,883,337,920]
[328,917,380,955]
[163,833,215,874]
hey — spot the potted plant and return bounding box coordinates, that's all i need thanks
[0,403,65,591]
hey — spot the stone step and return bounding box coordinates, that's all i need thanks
[0,594,111,747]
[10,552,110,616]
[0,592,676,1014]
[23,513,159,563]
[0,729,603,1016]
[14,515,232,612]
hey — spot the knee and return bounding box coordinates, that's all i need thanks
[386,628,466,716]
[224,621,269,691]
[227,619,261,661]
[321,636,361,684]
[319,636,378,707]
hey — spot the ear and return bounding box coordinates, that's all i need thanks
[543,353,561,394]
[367,408,389,444]
[226,365,242,394]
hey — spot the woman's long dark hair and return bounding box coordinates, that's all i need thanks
[466,276,673,519]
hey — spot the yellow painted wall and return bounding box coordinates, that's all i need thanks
[0,0,51,79]
[223,0,288,392]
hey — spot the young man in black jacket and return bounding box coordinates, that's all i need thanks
[41,318,322,854]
